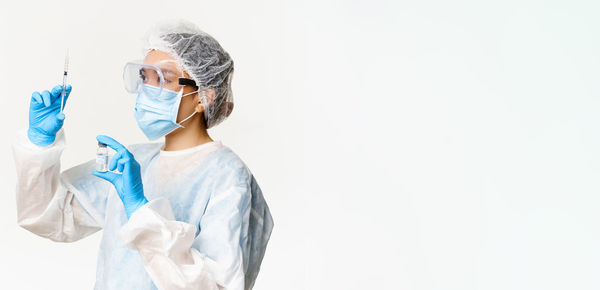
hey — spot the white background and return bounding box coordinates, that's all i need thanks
[1,0,600,289]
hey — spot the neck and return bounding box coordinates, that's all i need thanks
[163,113,213,151]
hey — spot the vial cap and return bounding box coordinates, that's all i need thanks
[98,142,107,147]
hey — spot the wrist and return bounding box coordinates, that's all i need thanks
[27,128,56,146]
[125,196,149,219]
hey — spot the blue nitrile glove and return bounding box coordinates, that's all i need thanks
[28,85,72,146]
[92,135,148,218]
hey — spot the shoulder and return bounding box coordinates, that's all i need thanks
[206,146,253,186]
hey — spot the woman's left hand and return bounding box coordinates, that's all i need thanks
[93,135,148,218]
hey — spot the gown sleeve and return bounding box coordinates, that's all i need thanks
[12,129,111,242]
[119,171,252,290]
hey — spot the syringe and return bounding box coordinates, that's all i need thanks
[61,49,69,113]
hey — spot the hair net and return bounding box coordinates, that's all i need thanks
[145,20,234,129]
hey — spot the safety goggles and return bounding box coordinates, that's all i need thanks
[123,59,198,98]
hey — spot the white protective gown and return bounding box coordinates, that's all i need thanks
[12,129,274,290]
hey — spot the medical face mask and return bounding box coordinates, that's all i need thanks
[134,84,198,140]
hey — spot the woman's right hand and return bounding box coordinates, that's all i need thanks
[27,85,72,146]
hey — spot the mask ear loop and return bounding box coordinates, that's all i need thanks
[177,90,206,127]
[174,66,198,127]
[174,66,203,127]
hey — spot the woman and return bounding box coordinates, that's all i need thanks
[13,20,273,290]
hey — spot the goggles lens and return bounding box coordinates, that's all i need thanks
[123,59,192,98]
[124,62,164,98]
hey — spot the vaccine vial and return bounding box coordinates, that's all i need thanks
[96,142,109,172]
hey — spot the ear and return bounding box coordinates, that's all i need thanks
[224,102,234,117]
[194,89,216,114]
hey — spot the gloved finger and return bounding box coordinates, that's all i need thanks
[96,135,128,153]
[62,85,72,109]
[117,158,128,173]
[108,149,134,172]
[31,91,43,105]
[108,150,123,172]
[50,85,62,101]
[92,170,120,184]
[56,112,65,124]
[50,85,72,104]
[65,84,72,96]
[41,90,52,107]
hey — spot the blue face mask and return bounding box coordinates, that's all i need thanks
[134,85,198,140]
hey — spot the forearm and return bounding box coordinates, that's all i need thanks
[120,198,244,290]
[13,129,101,242]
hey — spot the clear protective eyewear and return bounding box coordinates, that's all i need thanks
[123,59,198,98]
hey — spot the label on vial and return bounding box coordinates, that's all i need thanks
[96,154,108,164]
[96,154,109,172]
